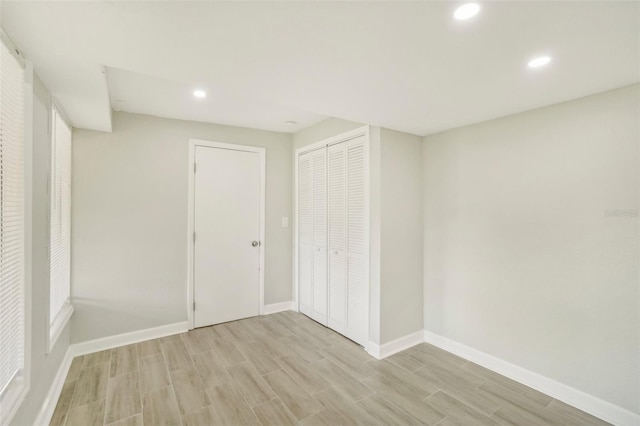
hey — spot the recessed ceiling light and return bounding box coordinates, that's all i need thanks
[454,3,480,20]
[528,56,552,68]
[285,121,297,126]
[193,89,206,98]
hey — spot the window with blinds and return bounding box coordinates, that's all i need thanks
[0,37,27,423]
[49,107,73,349]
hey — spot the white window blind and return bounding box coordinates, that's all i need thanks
[49,107,72,346]
[0,37,26,421]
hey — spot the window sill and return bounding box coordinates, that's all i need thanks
[0,375,28,425]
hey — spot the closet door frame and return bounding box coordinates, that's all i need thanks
[293,126,370,344]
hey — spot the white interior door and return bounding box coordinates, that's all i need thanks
[194,145,261,327]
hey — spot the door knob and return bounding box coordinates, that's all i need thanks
[252,241,260,247]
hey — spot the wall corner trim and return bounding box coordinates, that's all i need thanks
[367,330,424,360]
[263,301,296,315]
[422,329,639,426]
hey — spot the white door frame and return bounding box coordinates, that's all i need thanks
[187,139,266,330]
[293,126,371,342]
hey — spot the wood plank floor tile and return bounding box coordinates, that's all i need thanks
[263,368,322,420]
[209,336,247,366]
[253,333,294,360]
[191,349,232,388]
[220,319,260,344]
[357,393,421,425]
[66,357,84,383]
[305,387,379,426]
[141,386,182,426]
[105,413,143,426]
[227,361,276,407]
[311,358,374,401]
[387,351,426,372]
[414,365,501,416]
[361,373,443,425]
[282,310,305,322]
[158,333,182,345]
[469,365,553,409]
[181,330,211,354]
[66,399,105,426]
[70,363,109,407]
[277,353,332,395]
[411,343,468,366]
[280,335,325,363]
[203,382,261,425]
[51,312,608,426]
[491,403,568,426]
[425,391,499,426]
[477,379,552,416]
[49,381,76,426]
[136,338,163,358]
[110,344,138,377]
[104,371,141,424]
[254,315,293,338]
[139,353,171,393]
[169,367,209,415]
[161,340,193,371]
[319,345,376,380]
[545,399,611,426]
[366,359,438,398]
[82,350,111,368]
[236,340,282,375]
[253,398,298,426]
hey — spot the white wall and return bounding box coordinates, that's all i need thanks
[423,84,639,414]
[12,74,71,426]
[379,128,423,343]
[71,112,292,343]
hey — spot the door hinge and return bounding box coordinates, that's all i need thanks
[194,163,197,173]
[193,232,196,243]
[193,301,196,311]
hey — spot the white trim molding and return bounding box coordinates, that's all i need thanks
[263,301,296,315]
[366,330,424,360]
[187,139,266,329]
[423,330,639,426]
[71,321,189,357]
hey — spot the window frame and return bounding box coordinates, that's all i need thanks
[0,29,33,426]
[46,103,73,353]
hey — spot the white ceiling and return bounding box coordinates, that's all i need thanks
[1,1,638,135]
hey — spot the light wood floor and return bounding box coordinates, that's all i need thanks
[50,311,608,426]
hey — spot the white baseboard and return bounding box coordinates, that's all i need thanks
[263,301,295,315]
[33,347,74,426]
[367,330,424,360]
[423,330,639,426]
[70,321,190,357]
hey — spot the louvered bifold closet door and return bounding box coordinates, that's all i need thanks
[311,149,327,324]
[327,143,347,334]
[345,136,368,346]
[298,152,314,317]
